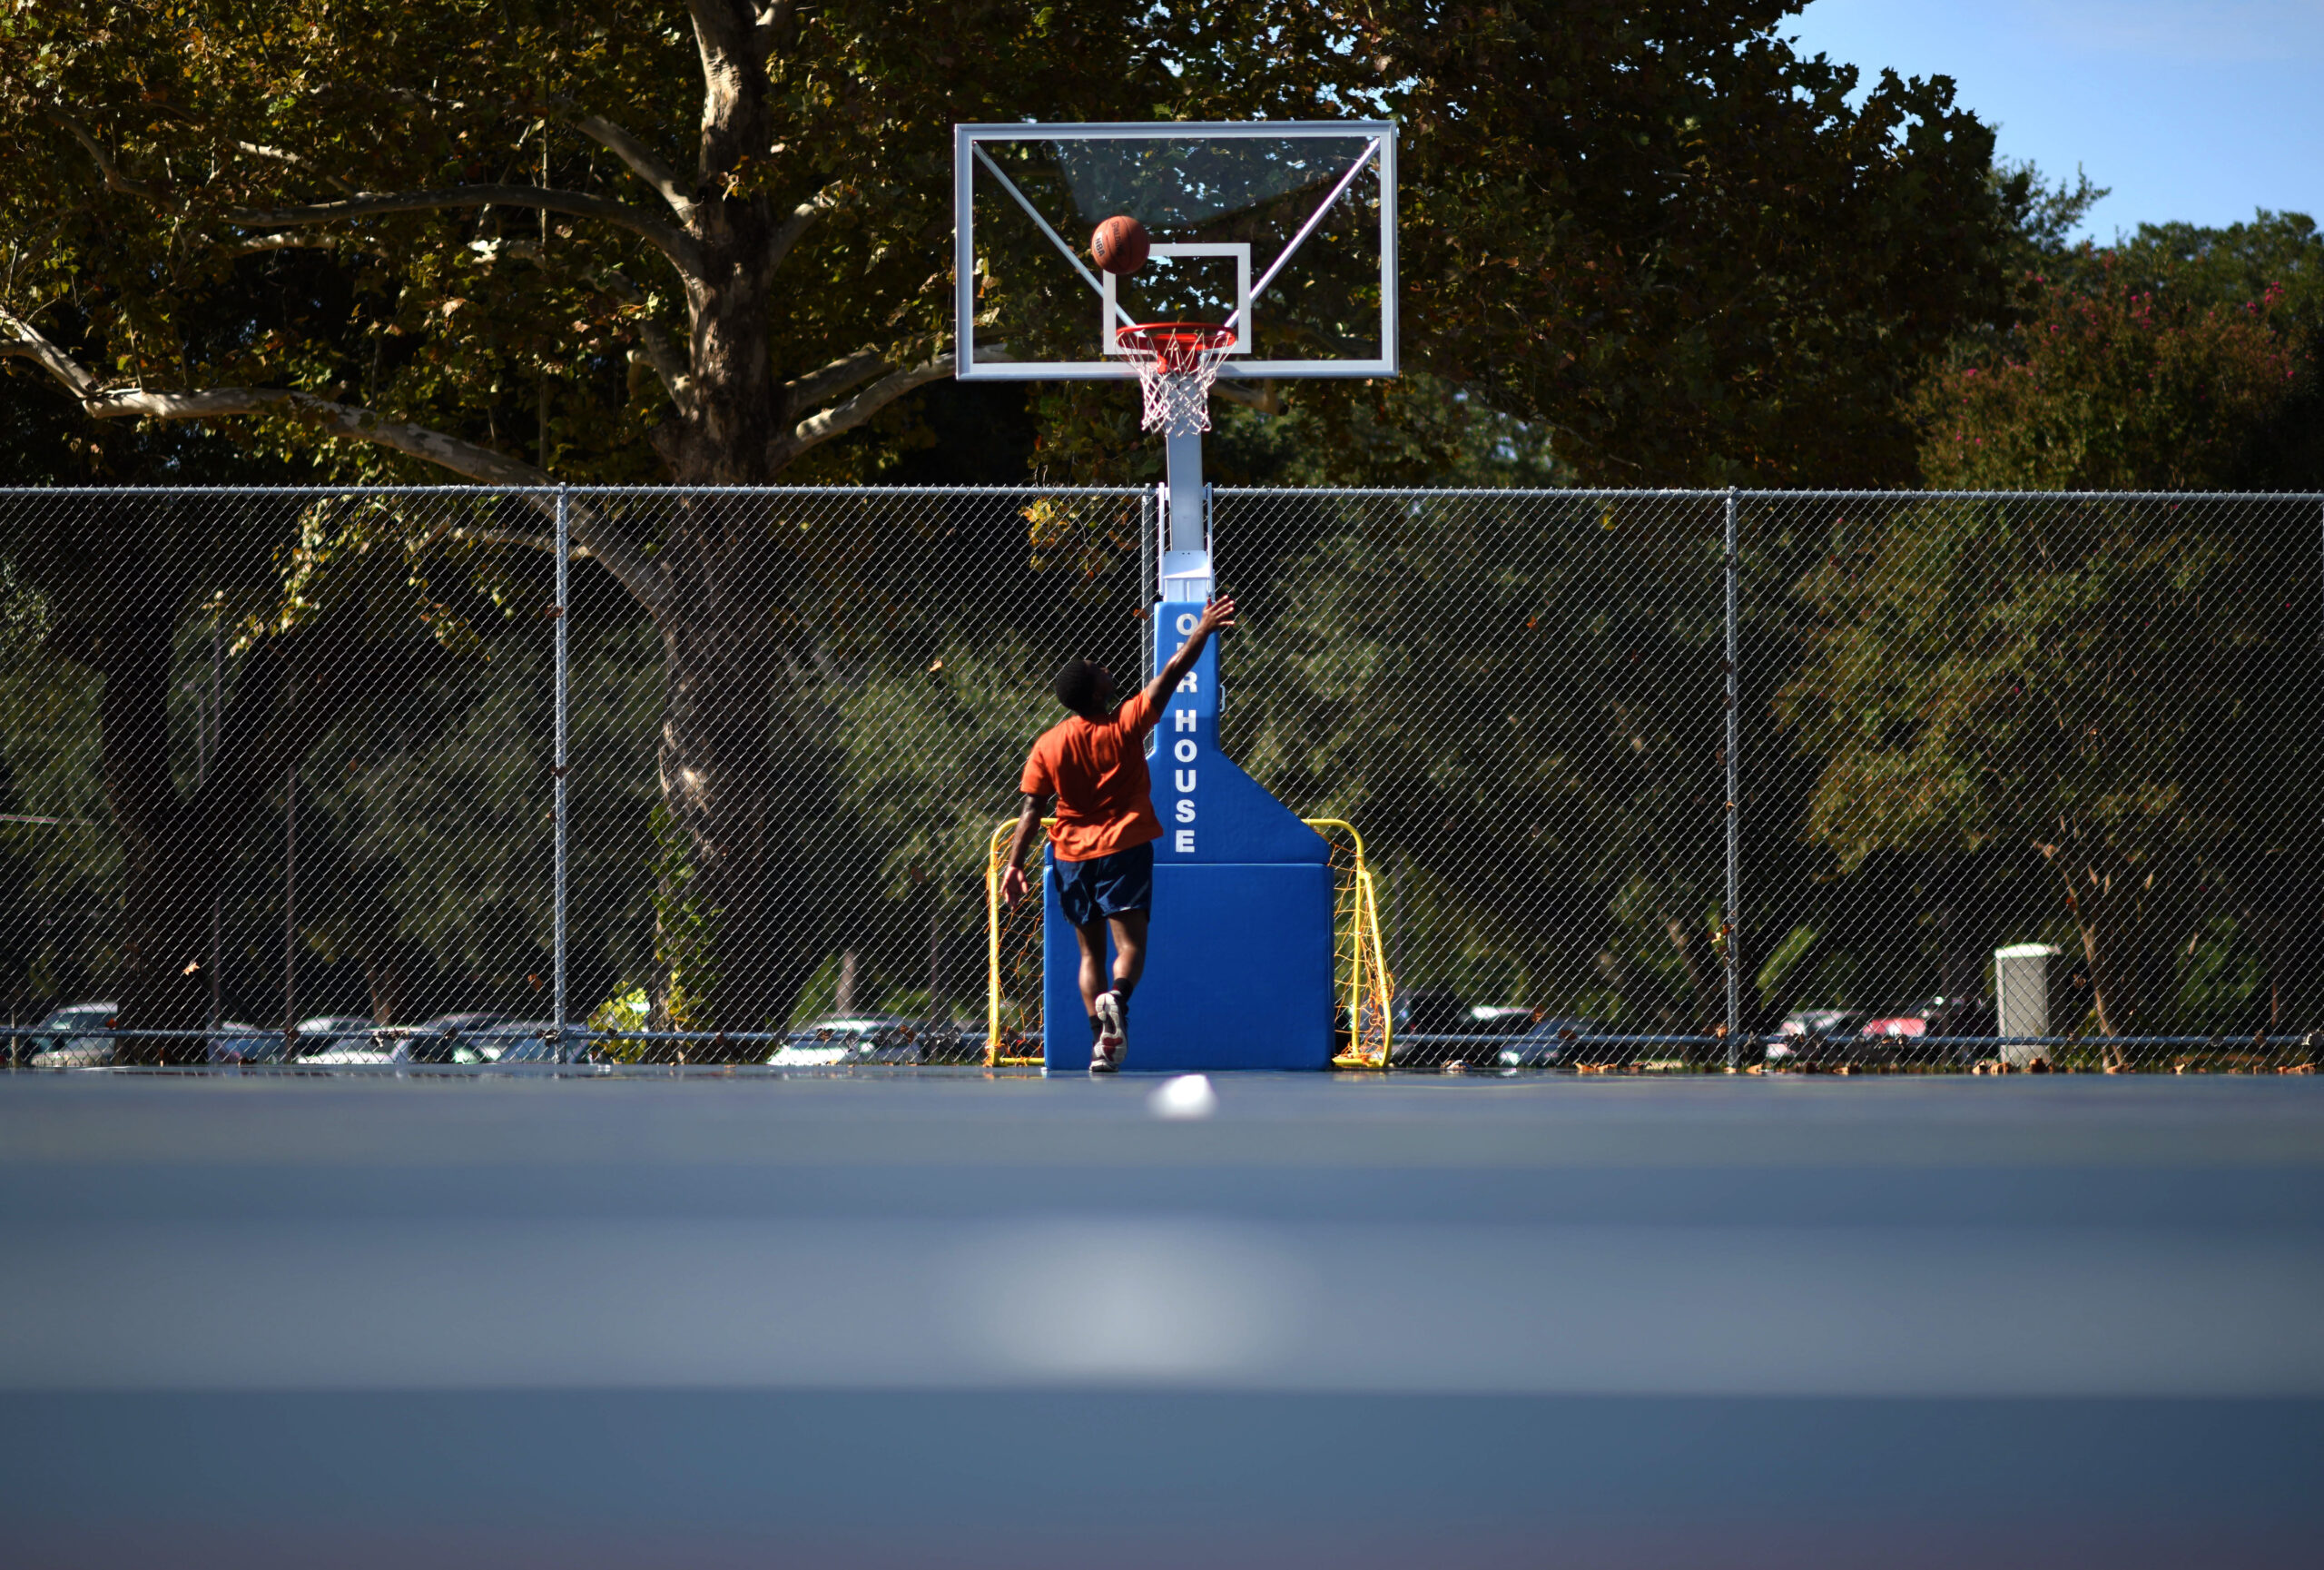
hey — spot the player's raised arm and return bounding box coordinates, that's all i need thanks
[1141,595,1236,714]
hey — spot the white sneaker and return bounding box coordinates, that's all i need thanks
[1092,991,1128,1072]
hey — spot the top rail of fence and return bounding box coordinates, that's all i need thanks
[0,486,1152,498]
[5,484,2323,500]
[1216,488,2324,501]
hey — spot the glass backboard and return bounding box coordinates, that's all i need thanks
[955,121,1397,381]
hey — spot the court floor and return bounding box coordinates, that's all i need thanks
[5,1071,2320,1567]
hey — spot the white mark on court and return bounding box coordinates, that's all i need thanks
[1149,1073,1218,1121]
[947,1218,1295,1380]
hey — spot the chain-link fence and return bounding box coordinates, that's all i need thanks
[2,485,2319,1073]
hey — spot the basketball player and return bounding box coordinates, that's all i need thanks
[999,595,1236,1071]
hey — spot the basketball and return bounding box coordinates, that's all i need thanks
[1090,214,1150,275]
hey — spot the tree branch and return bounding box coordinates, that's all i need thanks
[767,183,846,278]
[0,307,668,615]
[632,323,696,414]
[228,186,702,272]
[1,308,103,398]
[452,528,596,558]
[220,232,348,258]
[753,2,800,61]
[772,348,957,465]
[781,347,890,416]
[42,107,176,206]
[230,140,359,195]
[44,104,703,274]
[573,115,697,222]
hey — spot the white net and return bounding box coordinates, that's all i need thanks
[1119,324,1234,438]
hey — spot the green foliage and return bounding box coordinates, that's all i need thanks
[1780,494,2324,1034]
[649,802,718,1031]
[0,0,1158,484]
[1915,262,2309,490]
[830,631,1059,917]
[1771,217,2324,1038]
[1227,492,1731,1028]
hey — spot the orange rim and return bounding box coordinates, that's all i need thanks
[1116,321,1236,368]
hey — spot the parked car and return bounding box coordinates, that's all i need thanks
[467,1021,596,1065]
[22,1002,118,1068]
[1496,1017,1617,1069]
[1389,992,1551,1066]
[291,1016,403,1066]
[401,1012,513,1064]
[1861,996,1995,1065]
[203,1022,284,1064]
[1777,1008,1867,1040]
[769,1015,968,1067]
[1765,999,1994,1069]
[1393,990,1472,1037]
[1763,1009,1871,1068]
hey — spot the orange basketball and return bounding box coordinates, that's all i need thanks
[1090,214,1151,276]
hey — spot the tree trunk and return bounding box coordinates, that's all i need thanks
[643,22,824,1046]
[834,949,860,1016]
[2064,863,2152,1069]
[2221,853,2309,1036]
[1659,906,1726,1033]
[649,512,831,1050]
[927,912,945,1022]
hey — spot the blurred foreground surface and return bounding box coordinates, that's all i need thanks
[3,1071,2320,1568]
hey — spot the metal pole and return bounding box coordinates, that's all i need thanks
[1723,487,1741,1065]
[1140,489,1156,690]
[282,762,296,1057]
[553,484,570,1036]
[208,614,223,1031]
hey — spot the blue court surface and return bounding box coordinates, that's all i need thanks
[4,1071,2320,1568]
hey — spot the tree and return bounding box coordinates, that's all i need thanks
[1254,2,2012,486]
[4,1,2020,1037]
[2,0,1161,1040]
[1781,248,2324,1044]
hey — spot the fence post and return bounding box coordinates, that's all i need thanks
[1724,487,1740,1066]
[1140,487,1157,689]
[282,759,296,1059]
[553,484,570,1036]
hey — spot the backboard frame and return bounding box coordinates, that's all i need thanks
[955,120,1398,382]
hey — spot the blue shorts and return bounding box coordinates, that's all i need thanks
[1055,840,1155,927]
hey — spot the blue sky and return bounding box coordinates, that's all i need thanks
[1784,1,2323,240]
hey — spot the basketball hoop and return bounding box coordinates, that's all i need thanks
[1116,322,1236,437]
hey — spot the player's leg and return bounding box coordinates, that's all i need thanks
[1106,910,1147,998]
[1075,918,1121,1071]
[1090,844,1153,1068]
[1057,853,1118,1071]
[1072,918,1112,1022]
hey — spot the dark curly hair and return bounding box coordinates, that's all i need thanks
[1052,657,1110,716]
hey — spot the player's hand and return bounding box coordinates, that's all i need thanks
[1197,594,1237,636]
[1000,864,1029,907]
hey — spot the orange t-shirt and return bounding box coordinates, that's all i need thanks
[1019,690,1163,862]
